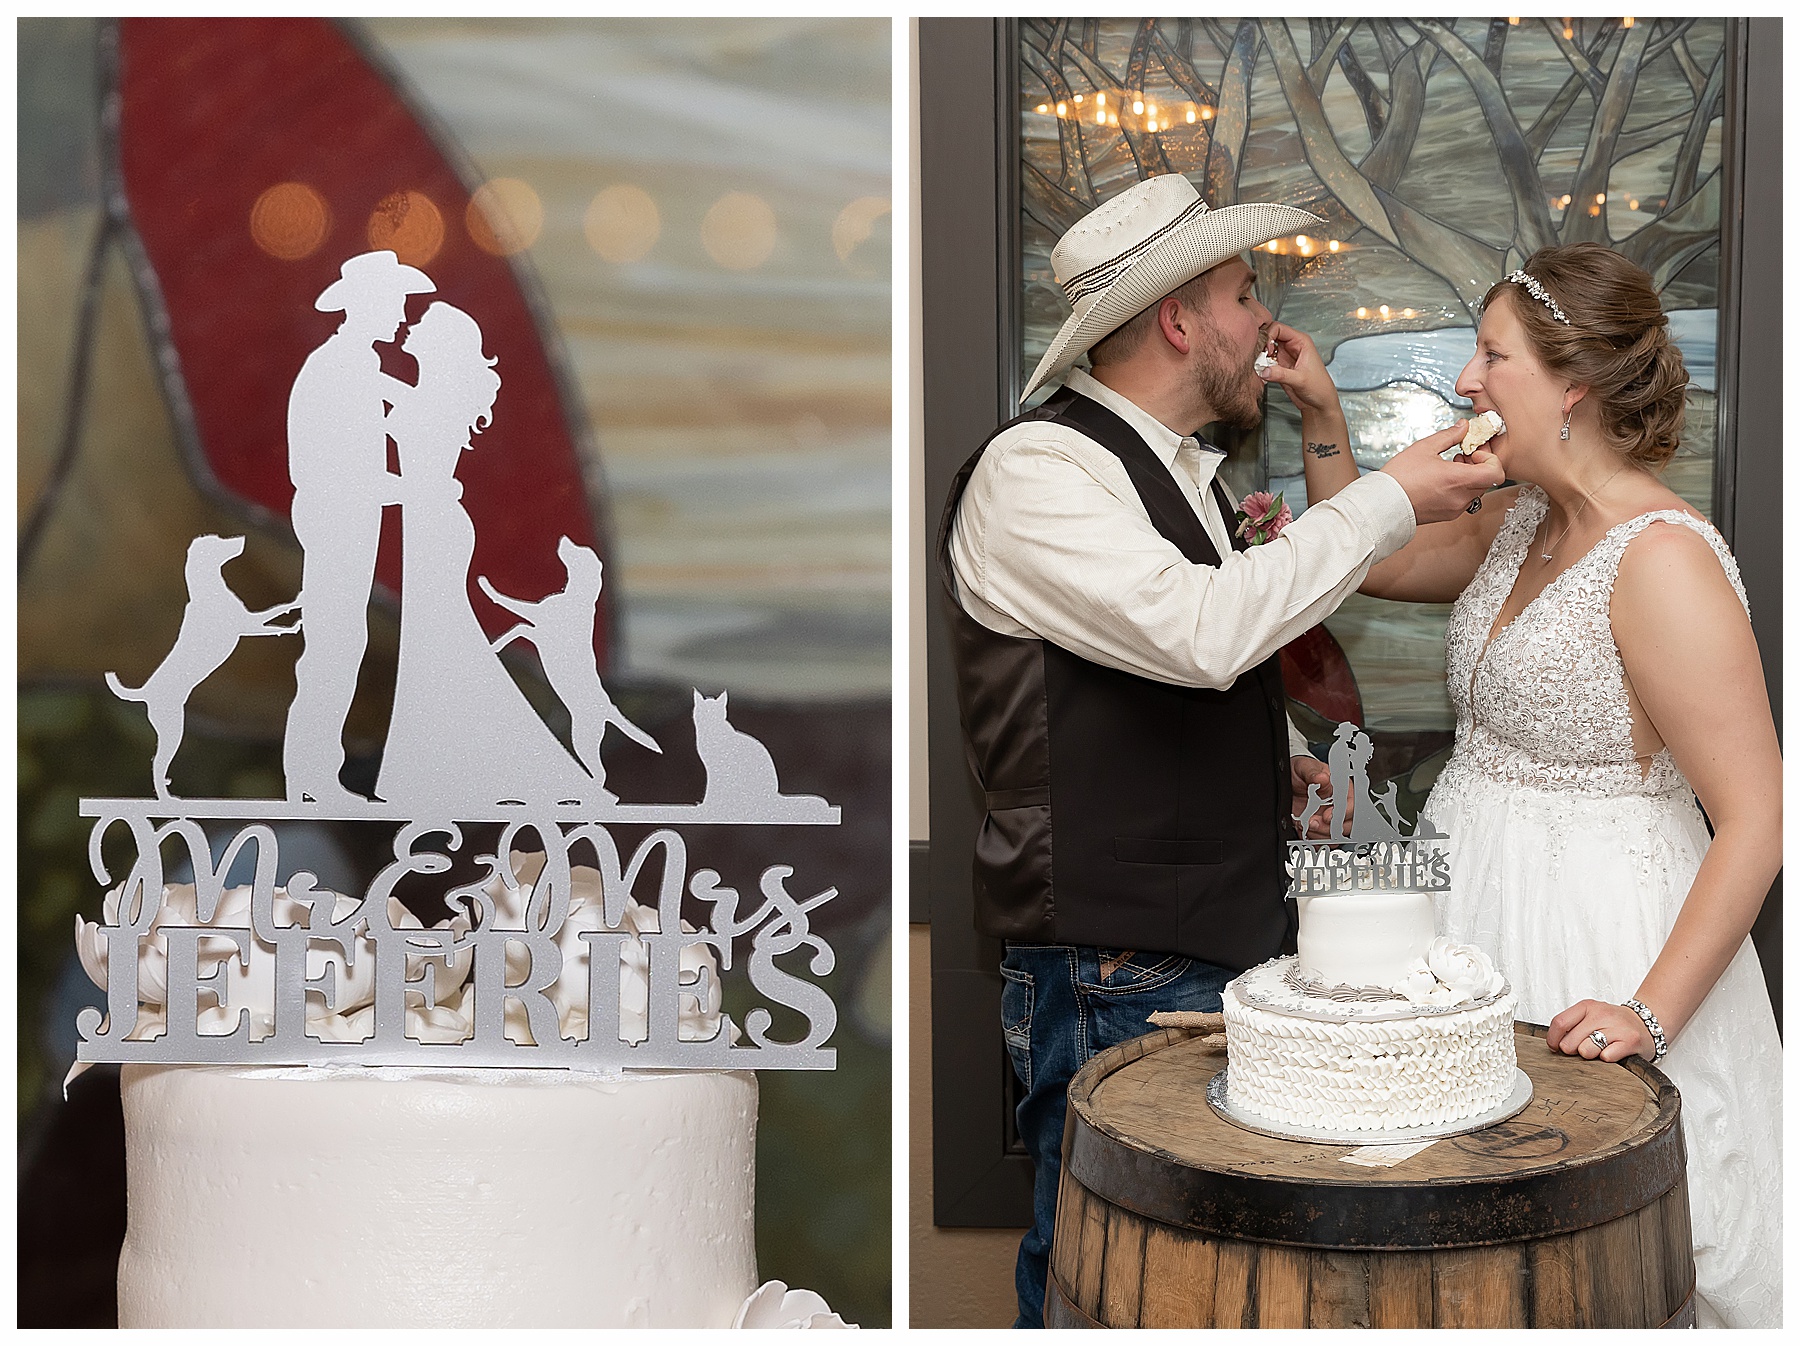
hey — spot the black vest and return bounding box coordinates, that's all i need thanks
[936,388,1294,972]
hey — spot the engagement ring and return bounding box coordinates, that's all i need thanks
[1589,1030,1607,1050]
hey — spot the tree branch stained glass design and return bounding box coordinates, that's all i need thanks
[1017,17,1726,800]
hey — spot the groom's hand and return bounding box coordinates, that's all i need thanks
[1380,426,1506,524]
[1289,755,1338,839]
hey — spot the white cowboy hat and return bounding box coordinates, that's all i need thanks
[1023,174,1323,401]
[315,249,436,313]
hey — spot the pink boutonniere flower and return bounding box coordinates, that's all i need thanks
[1234,490,1291,546]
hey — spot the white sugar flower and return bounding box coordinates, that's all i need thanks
[732,1281,856,1329]
[1389,938,1502,1005]
[1426,936,1504,1001]
[1390,958,1458,1006]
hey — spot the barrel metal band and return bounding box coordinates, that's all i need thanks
[1043,1267,1103,1329]
[1660,1282,1696,1329]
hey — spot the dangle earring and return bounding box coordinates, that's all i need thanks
[1559,408,1572,441]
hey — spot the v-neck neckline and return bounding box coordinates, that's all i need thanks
[1470,491,1695,690]
[1478,491,1568,658]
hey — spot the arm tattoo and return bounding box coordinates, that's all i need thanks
[1306,440,1341,459]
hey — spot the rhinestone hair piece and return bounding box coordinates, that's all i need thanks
[1504,269,1571,325]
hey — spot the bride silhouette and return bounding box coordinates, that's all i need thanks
[375,301,592,810]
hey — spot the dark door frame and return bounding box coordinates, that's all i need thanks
[921,17,1781,1228]
[920,17,1034,1227]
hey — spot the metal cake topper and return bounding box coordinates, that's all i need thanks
[1287,722,1451,897]
[75,251,840,1072]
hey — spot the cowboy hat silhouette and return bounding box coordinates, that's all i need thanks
[314,249,434,313]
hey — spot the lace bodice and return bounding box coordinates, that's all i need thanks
[1440,485,1748,799]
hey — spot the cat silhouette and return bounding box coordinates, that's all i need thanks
[692,689,828,819]
[106,535,299,798]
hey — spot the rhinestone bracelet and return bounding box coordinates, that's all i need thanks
[1623,998,1668,1063]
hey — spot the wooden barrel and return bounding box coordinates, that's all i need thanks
[1045,1024,1694,1329]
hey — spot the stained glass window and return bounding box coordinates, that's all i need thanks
[1018,17,1726,812]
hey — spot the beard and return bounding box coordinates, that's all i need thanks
[1191,316,1263,430]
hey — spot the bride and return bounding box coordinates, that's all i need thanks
[375,302,593,810]
[1271,242,1781,1328]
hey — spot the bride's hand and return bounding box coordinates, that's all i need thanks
[1257,322,1341,418]
[1547,999,1655,1063]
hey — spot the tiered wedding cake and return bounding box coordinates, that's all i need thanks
[1221,887,1518,1134]
[1218,723,1520,1138]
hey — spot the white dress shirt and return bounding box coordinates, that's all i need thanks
[948,368,1416,755]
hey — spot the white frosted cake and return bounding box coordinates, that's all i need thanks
[1221,889,1518,1134]
[117,1063,757,1327]
[77,857,849,1329]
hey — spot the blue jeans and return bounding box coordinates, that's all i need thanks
[999,942,1232,1329]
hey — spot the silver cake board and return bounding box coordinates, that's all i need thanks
[1205,1067,1533,1147]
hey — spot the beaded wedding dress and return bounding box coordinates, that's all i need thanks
[1424,485,1782,1329]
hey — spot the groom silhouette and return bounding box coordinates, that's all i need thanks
[282,250,434,804]
[1327,722,1367,842]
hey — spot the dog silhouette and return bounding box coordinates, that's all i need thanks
[482,537,659,798]
[106,535,298,797]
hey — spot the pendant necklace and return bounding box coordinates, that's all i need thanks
[1540,462,1628,563]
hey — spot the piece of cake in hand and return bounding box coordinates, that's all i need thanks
[1457,409,1505,454]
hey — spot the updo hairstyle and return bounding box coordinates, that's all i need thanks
[1481,242,1688,469]
[408,301,502,441]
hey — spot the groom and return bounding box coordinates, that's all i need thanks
[282,250,434,805]
[936,174,1502,1327]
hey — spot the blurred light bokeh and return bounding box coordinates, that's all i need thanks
[366,18,892,699]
